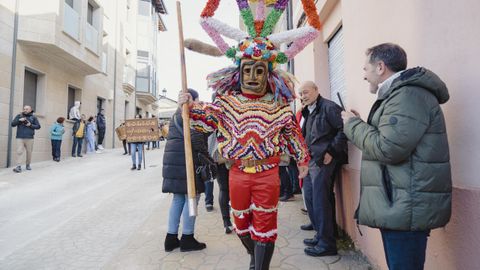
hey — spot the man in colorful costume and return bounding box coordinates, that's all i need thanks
[178,1,323,269]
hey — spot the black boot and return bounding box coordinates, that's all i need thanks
[254,241,275,270]
[238,234,255,270]
[180,234,206,252]
[164,233,180,252]
[223,218,233,234]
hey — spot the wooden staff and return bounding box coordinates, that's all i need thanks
[176,1,197,217]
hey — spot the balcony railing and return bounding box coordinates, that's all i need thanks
[63,3,80,40]
[85,23,98,53]
[136,77,149,93]
[123,65,136,87]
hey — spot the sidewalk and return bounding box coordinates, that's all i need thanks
[105,194,373,270]
[0,147,373,270]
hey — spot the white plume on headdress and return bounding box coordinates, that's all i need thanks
[267,26,317,47]
[200,17,248,42]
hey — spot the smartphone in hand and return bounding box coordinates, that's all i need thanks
[337,92,346,111]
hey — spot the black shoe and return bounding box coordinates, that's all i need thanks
[131,165,137,170]
[303,238,318,247]
[26,164,31,170]
[205,205,213,212]
[238,234,255,270]
[293,189,302,194]
[254,241,275,270]
[304,246,337,257]
[72,154,76,157]
[180,234,206,252]
[13,166,22,173]
[300,223,314,231]
[77,154,83,157]
[164,233,180,252]
[225,225,233,234]
[123,152,128,155]
[223,219,233,234]
[56,158,60,162]
[279,194,294,202]
[137,165,141,170]
[300,208,308,215]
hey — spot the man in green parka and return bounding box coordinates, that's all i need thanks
[342,43,451,270]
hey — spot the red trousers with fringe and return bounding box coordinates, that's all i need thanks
[229,166,280,243]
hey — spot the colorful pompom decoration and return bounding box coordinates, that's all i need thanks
[199,0,322,101]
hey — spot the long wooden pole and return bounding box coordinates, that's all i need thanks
[176,1,197,217]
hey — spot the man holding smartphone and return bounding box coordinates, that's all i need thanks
[342,43,452,270]
[11,105,41,173]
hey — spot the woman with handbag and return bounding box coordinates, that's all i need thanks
[162,89,208,252]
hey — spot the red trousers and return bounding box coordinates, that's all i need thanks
[229,166,280,243]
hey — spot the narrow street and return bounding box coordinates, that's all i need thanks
[0,145,371,270]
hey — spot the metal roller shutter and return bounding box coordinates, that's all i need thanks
[328,27,346,108]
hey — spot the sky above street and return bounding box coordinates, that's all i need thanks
[157,1,240,102]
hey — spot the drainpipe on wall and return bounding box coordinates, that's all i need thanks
[111,0,118,148]
[134,70,137,116]
[6,0,20,168]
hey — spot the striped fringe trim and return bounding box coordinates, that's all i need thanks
[249,225,277,238]
[233,224,250,235]
[231,206,252,218]
[233,224,278,239]
[250,203,278,213]
[231,203,278,218]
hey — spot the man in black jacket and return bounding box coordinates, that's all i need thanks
[299,81,348,257]
[11,105,41,173]
[96,109,106,150]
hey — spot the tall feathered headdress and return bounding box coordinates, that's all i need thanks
[198,0,322,102]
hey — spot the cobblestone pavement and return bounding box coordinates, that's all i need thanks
[0,145,372,270]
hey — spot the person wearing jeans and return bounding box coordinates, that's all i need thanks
[380,229,430,270]
[85,116,97,154]
[162,89,207,252]
[130,142,143,170]
[50,117,65,162]
[167,194,200,240]
[204,179,214,211]
[130,114,144,170]
[342,43,451,269]
[72,114,86,158]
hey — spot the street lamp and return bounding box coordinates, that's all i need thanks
[158,88,167,100]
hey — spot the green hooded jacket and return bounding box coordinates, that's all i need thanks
[344,67,452,231]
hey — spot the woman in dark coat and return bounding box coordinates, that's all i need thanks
[162,89,209,252]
